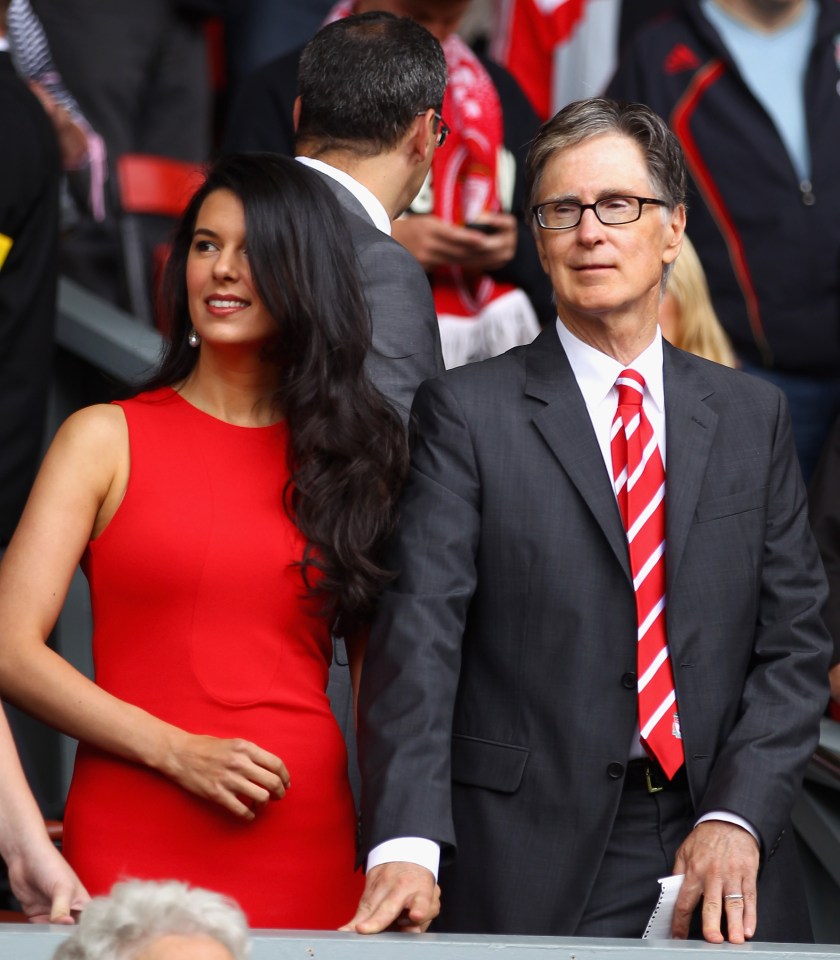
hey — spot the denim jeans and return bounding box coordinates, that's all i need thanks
[739,362,840,485]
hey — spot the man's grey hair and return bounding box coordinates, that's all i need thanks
[296,11,447,157]
[52,881,250,960]
[524,97,688,216]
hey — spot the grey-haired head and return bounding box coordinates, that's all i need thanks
[52,880,250,960]
[525,98,687,219]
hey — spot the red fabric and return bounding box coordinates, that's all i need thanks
[610,370,684,779]
[493,0,588,120]
[63,388,363,928]
[430,35,514,318]
[665,42,702,75]
[204,17,226,93]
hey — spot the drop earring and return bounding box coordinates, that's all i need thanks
[188,327,201,348]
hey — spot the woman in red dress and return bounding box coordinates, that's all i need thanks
[0,154,407,928]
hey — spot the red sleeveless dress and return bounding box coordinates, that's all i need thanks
[62,387,363,928]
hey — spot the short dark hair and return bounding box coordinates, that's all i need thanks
[525,98,687,216]
[148,153,408,619]
[296,11,447,156]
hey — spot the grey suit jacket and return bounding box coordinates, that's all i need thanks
[314,171,443,426]
[357,325,831,937]
[314,169,443,808]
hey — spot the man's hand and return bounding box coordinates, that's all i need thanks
[392,213,516,273]
[340,861,439,934]
[672,820,760,943]
[459,212,518,273]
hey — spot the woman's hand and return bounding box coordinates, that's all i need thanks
[161,731,290,820]
[5,837,89,924]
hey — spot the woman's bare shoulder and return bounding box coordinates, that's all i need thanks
[40,404,129,495]
[54,403,128,451]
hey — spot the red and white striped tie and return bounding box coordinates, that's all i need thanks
[610,369,684,779]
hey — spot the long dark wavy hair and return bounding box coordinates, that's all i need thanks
[143,153,408,623]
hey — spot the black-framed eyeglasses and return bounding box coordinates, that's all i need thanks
[532,195,669,230]
[416,109,450,148]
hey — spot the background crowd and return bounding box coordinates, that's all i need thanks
[1,0,839,950]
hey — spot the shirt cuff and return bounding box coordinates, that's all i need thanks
[695,811,760,847]
[366,837,441,880]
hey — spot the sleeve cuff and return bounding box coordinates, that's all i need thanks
[695,811,760,847]
[366,837,441,880]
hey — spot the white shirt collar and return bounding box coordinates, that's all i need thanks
[0,38,10,53]
[555,316,665,415]
[295,156,391,236]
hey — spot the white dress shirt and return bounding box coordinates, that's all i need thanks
[556,317,666,473]
[295,156,392,236]
[558,318,758,844]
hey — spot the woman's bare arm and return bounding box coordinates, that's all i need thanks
[0,704,89,922]
[0,406,289,819]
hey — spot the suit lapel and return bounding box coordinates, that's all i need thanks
[524,329,632,581]
[662,344,718,590]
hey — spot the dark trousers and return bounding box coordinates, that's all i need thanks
[575,761,696,938]
[577,761,813,943]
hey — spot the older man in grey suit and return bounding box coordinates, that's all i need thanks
[344,98,831,942]
[294,11,446,427]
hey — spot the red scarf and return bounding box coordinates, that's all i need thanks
[492,0,588,121]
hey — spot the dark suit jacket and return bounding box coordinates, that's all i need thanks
[357,326,831,937]
[314,168,443,807]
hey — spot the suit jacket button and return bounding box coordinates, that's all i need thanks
[607,762,625,779]
[622,672,637,689]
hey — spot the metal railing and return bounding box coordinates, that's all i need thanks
[3,927,840,960]
[55,276,164,383]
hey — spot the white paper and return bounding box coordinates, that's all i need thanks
[643,873,685,939]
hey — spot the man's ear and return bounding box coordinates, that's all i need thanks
[408,109,434,163]
[662,203,686,267]
[293,95,302,132]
